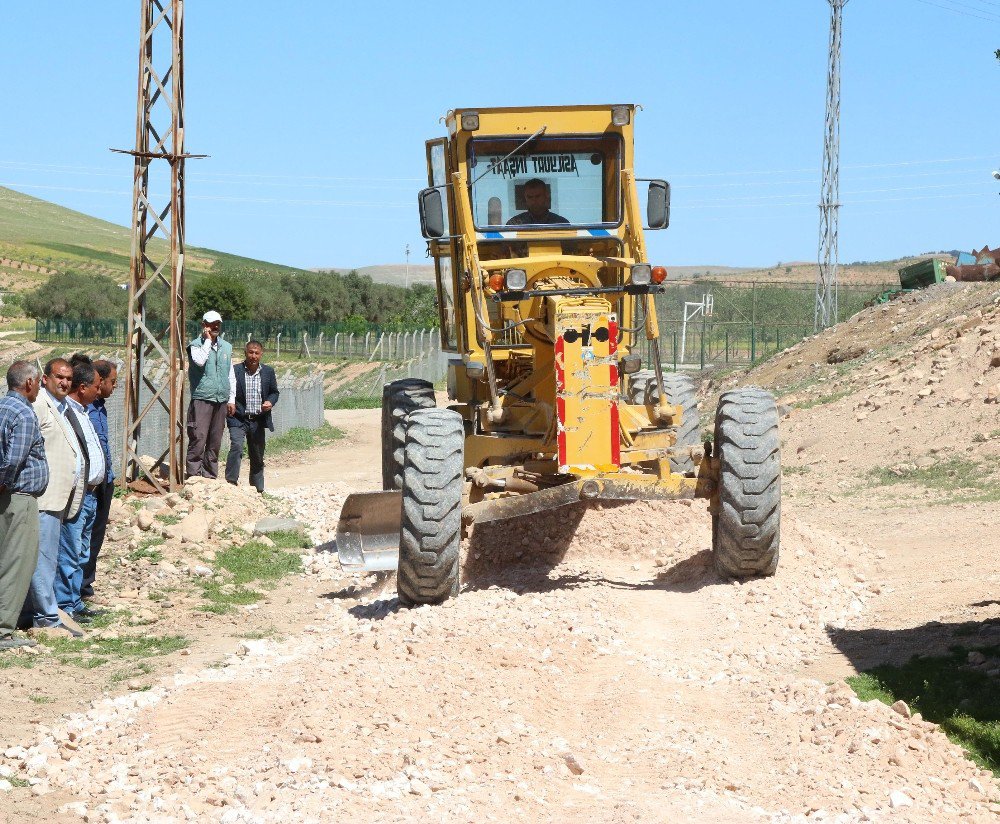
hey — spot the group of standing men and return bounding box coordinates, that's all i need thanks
[0,309,279,650]
[0,356,117,649]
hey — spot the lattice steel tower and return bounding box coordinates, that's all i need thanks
[116,0,202,492]
[815,0,848,330]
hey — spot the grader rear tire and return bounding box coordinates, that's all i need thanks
[397,409,463,606]
[711,387,781,578]
[381,379,436,491]
[626,370,700,473]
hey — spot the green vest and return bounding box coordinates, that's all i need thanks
[188,336,233,403]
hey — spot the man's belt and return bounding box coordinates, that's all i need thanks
[245,412,261,421]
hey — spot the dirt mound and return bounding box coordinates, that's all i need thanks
[463,499,711,583]
[707,282,1000,484]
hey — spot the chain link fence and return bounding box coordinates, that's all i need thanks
[645,280,895,370]
[34,319,440,356]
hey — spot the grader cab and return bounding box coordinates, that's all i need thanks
[336,105,782,605]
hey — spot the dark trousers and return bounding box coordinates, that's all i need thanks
[81,479,113,598]
[225,420,267,492]
[186,399,228,479]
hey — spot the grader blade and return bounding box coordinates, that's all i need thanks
[335,491,401,573]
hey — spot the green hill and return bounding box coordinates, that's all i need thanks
[0,185,316,292]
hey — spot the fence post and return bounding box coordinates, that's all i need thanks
[333,332,340,358]
[725,329,730,363]
[276,332,282,359]
[750,325,756,362]
[348,333,355,358]
[317,331,324,357]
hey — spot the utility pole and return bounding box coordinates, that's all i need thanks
[115,0,204,492]
[405,243,410,289]
[815,0,848,330]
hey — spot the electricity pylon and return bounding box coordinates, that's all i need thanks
[115,0,204,492]
[815,0,848,330]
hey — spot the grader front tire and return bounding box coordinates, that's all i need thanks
[397,409,463,606]
[711,387,781,578]
[381,379,436,491]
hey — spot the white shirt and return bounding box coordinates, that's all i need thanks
[67,396,105,487]
[190,335,237,403]
[229,365,264,414]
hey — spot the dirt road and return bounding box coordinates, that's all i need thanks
[4,406,997,823]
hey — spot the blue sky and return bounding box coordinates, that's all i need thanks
[1,0,999,271]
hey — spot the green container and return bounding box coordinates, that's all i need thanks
[898,258,948,290]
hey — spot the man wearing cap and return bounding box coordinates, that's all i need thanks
[187,310,235,479]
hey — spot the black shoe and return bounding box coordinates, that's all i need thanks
[0,635,37,650]
[75,607,107,619]
[71,612,93,625]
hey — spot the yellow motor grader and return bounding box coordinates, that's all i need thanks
[336,104,781,605]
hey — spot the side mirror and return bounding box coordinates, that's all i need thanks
[646,179,670,230]
[418,187,445,239]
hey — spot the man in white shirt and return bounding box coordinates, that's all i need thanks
[186,310,235,479]
[56,358,106,622]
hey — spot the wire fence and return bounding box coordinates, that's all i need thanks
[34,280,896,381]
[33,318,437,350]
[645,279,895,370]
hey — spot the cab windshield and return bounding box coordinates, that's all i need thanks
[468,134,622,230]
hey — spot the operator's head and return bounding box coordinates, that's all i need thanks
[523,178,551,220]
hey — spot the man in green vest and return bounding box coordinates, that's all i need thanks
[187,310,235,479]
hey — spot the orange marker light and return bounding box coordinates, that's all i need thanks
[488,273,505,291]
[651,266,668,284]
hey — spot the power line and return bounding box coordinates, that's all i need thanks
[911,0,1000,21]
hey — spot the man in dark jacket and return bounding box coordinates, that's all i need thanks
[225,341,279,493]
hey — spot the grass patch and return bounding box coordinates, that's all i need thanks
[0,654,36,669]
[109,661,153,683]
[215,539,305,583]
[865,458,1000,503]
[127,538,165,564]
[6,776,30,788]
[198,533,306,613]
[847,644,1000,773]
[29,695,54,704]
[326,394,381,410]
[36,633,189,669]
[240,626,284,641]
[155,512,181,525]
[267,423,344,454]
[783,464,812,476]
[792,389,852,410]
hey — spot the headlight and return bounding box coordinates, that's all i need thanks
[460,112,480,131]
[630,264,651,285]
[506,269,527,290]
[611,105,631,126]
